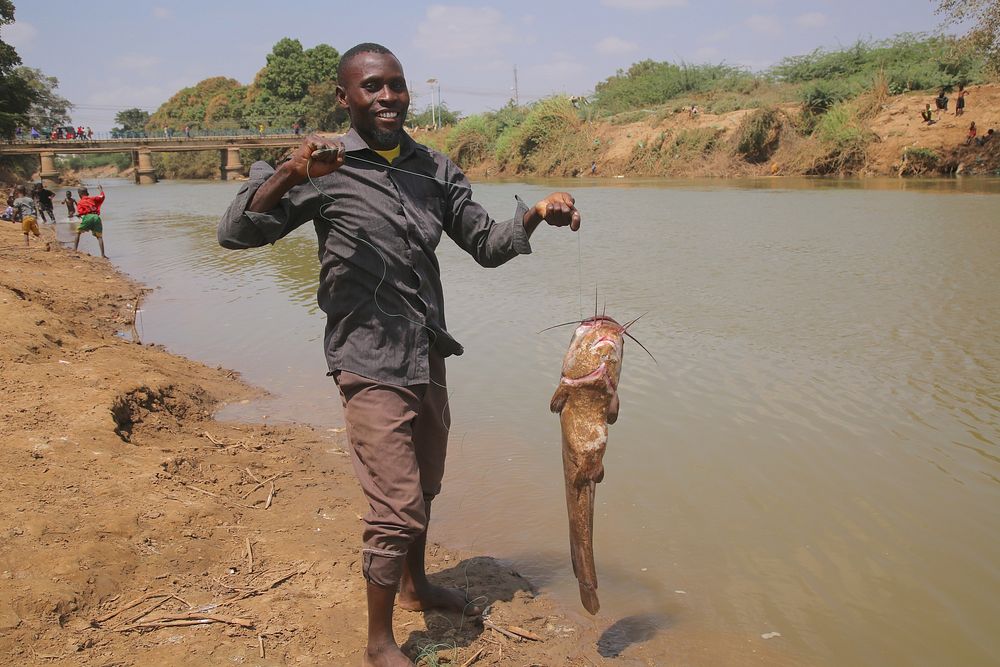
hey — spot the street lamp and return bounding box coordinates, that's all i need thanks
[426,78,440,130]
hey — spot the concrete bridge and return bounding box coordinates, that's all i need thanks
[0,134,305,185]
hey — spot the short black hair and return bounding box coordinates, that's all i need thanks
[337,43,395,84]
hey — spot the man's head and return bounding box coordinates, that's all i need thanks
[14,185,26,196]
[78,187,89,197]
[336,43,409,150]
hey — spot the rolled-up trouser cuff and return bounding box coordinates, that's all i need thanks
[363,548,407,588]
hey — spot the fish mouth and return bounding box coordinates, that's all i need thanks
[561,362,618,391]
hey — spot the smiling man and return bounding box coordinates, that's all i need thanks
[218,42,580,666]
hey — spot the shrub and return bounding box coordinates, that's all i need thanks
[899,147,940,175]
[734,108,783,163]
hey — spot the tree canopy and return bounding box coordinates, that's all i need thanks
[936,0,1000,71]
[0,0,34,138]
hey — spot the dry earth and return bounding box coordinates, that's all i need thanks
[0,220,807,666]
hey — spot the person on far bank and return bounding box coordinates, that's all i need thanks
[74,185,107,258]
[218,42,581,667]
[921,103,934,125]
[12,185,41,247]
[955,85,968,116]
[965,121,977,146]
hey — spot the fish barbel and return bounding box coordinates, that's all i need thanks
[549,315,625,614]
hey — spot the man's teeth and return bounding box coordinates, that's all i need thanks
[377,111,397,118]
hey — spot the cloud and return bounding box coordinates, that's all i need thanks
[600,0,688,9]
[4,21,38,50]
[414,5,516,60]
[745,15,783,37]
[113,55,163,72]
[794,12,829,28]
[596,36,639,55]
[152,7,171,19]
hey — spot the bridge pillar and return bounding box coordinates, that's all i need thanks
[39,152,60,186]
[220,147,244,180]
[136,149,157,184]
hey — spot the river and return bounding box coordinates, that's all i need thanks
[58,176,1000,666]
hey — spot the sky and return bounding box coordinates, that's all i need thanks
[5,0,956,133]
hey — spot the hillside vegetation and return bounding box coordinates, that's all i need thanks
[72,33,1000,180]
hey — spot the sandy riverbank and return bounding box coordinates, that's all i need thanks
[0,219,600,666]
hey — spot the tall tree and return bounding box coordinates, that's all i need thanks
[937,0,1000,71]
[114,108,151,133]
[18,66,72,129]
[244,38,339,128]
[0,0,35,138]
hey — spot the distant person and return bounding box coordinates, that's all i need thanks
[86,127,93,139]
[257,122,265,138]
[689,104,699,117]
[12,185,40,247]
[976,128,995,146]
[30,126,39,140]
[955,85,968,116]
[591,161,597,175]
[31,183,56,224]
[921,103,934,124]
[935,89,948,115]
[14,126,22,141]
[965,121,977,146]
[292,122,301,135]
[74,185,107,258]
[77,126,85,139]
[61,190,79,220]
[184,124,191,138]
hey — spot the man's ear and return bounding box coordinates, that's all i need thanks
[336,84,348,109]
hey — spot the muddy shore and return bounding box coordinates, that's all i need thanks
[0,220,607,666]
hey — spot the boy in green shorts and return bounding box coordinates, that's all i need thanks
[12,185,40,247]
[74,185,106,258]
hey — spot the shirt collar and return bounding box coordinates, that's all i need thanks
[342,127,418,162]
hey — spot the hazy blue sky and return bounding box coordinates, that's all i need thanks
[6,1,954,132]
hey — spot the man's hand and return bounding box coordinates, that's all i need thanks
[249,135,345,213]
[281,135,346,185]
[523,192,581,236]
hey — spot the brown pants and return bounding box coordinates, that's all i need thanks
[334,353,450,587]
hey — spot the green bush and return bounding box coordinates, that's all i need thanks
[734,108,783,163]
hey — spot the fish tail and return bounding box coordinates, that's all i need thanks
[567,479,600,614]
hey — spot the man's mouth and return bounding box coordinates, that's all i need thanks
[376,111,399,120]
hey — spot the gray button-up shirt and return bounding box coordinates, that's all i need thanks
[218,128,532,386]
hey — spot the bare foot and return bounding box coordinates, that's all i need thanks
[363,641,413,666]
[397,584,482,616]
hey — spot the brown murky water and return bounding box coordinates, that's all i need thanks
[65,176,1000,666]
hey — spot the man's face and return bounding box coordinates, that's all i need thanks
[337,52,409,150]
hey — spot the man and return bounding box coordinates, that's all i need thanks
[218,43,580,666]
[74,185,107,258]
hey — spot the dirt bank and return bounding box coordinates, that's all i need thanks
[0,220,608,666]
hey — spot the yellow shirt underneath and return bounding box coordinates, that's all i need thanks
[373,145,400,163]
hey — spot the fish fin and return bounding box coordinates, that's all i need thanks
[607,392,620,424]
[595,463,605,484]
[550,384,568,413]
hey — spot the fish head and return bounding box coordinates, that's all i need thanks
[561,316,625,389]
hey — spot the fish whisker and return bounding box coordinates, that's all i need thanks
[538,319,585,334]
[624,331,657,364]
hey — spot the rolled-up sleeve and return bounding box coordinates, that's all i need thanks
[217,161,316,249]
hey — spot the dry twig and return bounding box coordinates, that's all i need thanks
[508,625,543,641]
[246,537,254,574]
[460,646,485,666]
[482,619,521,641]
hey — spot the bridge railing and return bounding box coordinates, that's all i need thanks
[5,128,309,143]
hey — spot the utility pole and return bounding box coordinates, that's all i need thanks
[426,78,438,129]
[513,65,519,107]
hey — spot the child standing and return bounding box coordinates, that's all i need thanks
[61,190,79,220]
[12,185,40,247]
[74,185,107,258]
